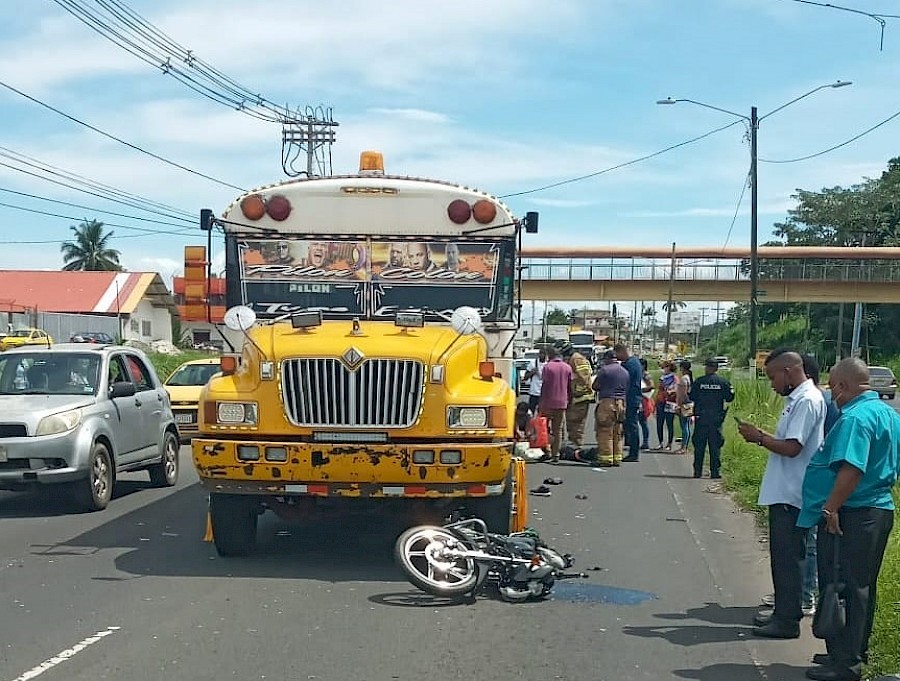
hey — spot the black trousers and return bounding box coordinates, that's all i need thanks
[768,504,807,623]
[692,421,723,475]
[818,506,894,672]
[623,403,641,459]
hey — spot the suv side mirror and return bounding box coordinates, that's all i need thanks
[109,381,136,398]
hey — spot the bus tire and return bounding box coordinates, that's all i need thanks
[470,469,514,534]
[210,493,258,556]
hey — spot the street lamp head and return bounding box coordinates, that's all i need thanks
[656,98,678,105]
[831,80,852,89]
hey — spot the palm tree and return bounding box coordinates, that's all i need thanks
[60,220,123,271]
[661,300,687,312]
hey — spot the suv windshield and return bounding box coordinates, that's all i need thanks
[0,353,101,395]
[165,363,219,386]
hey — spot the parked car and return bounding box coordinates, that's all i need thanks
[0,343,180,510]
[69,331,115,344]
[867,366,897,400]
[164,358,221,441]
[0,328,53,351]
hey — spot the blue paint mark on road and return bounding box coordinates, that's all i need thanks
[551,581,656,605]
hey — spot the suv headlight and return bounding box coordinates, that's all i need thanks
[36,408,83,436]
[216,401,258,425]
[448,407,488,428]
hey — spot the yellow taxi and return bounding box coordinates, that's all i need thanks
[1,328,53,351]
[163,358,220,441]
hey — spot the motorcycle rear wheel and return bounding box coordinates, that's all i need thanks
[395,526,481,597]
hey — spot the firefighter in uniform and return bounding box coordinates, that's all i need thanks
[688,358,735,479]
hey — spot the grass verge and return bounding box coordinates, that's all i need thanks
[722,378,899,678]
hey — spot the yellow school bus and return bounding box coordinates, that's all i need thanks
[191,152,536,555]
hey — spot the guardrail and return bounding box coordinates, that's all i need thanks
[519,258,900,283]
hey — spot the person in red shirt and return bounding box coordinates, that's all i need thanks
[539,346,573,463]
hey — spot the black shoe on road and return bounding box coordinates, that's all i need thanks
[621,456,639,462]
[753,620,800,639]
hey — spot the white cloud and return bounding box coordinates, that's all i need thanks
[528,198,600,208]
[367,108,451,125]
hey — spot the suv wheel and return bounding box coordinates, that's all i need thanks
[72,442,114,511]
[149,431,179,487]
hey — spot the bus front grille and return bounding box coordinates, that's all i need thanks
[281,358,425,428]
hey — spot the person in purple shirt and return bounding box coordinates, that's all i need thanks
[538,346,573,463]
[592,349,629,466]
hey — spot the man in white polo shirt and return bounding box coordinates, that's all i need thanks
[737,349,826,639]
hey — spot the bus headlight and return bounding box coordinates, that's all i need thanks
[215,402,258,425]
[448,407,488,428]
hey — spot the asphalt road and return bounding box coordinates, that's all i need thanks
[2,440,830,681]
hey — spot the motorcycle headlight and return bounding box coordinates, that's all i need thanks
[36,408,83,436]
[448,407,488,428]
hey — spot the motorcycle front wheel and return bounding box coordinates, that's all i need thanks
[395,526,481,597]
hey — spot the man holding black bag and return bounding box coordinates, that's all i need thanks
[797,358,900,681]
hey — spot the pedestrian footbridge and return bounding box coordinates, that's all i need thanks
[519,246,900,303]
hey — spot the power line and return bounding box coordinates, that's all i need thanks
[0,145,194,220]
[0,199,197,237]
[50,0,319,125]
[499,120,742,198]
[721,167,751,250]
[0,186,195,229]
[0,78,246,192]
[760,106,900,164]
[784,0,900,49]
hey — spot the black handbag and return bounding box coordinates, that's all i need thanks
[812,536,847,640]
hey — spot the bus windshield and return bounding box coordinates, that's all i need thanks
[225,236,516,323]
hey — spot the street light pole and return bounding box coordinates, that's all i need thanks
[749,105,759,367]
[656,81,851,368]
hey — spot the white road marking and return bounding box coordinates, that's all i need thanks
[9,626,120,681]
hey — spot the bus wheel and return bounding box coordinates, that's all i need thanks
[209,494,259,556]
[470,469,514,534]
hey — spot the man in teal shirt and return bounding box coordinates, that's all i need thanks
[798,358,900,681]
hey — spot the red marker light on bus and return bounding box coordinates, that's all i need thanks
[266,194,292,221]
[447,199,472,224]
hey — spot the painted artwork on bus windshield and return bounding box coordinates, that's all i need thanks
[232,238,512,320]
[239,240,499,283]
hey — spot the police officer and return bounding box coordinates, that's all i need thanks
[689,357,735,479]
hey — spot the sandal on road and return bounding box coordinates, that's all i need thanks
[530,485,552,497]
[543,477,564,485]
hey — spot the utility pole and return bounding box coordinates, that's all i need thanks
[530,299,536,347]
[664,242,676,355]
[749,105,759,368]
[697,306,710,354]
[715,302,722,356]
[850,234,866,358]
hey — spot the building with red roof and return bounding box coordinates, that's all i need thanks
[0,271,177,343]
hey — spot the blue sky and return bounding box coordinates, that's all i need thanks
[1,0,898,317]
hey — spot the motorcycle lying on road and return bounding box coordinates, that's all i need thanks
[394,516,584,602]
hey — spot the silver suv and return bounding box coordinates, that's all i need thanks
[0,344,180,510]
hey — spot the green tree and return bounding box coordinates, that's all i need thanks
[661,300,687,312]
[60,220,123,271]
[545,307,569,324]
[754,158,900,363]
